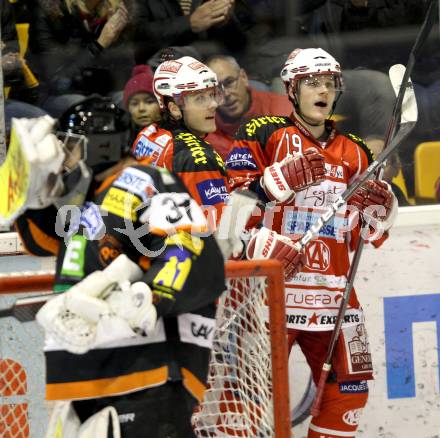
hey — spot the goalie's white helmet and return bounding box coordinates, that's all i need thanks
[280,48,342,86]
[153,56,220,109]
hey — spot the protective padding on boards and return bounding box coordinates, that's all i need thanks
[0,359,29,438]
[1,283,51,438]
[414,141,440,199]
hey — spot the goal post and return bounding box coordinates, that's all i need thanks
[0,259,290,437]
[192,259,291,438]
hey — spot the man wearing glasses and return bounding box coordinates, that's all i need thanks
[205,55,291,160]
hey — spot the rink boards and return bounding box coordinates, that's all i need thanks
[1,205,439,437]
[291,205,440,437]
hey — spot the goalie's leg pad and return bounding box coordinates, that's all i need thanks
[45,401,81,438]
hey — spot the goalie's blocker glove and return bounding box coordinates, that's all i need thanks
[262,149,326,203]
[246,227,306,281]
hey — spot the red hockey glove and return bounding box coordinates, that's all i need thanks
[262,149,326,203]
[349,180,397,231]
[246,227,306,281]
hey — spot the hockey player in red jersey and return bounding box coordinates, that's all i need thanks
[226,48,398,437]
[132,55,306,278]
[131,56,229,228]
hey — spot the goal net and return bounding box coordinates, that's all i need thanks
[0,260,290,438]
[0,271,53,438]
[192,259,290,438]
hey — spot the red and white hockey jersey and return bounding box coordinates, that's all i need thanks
[226,114,386,331]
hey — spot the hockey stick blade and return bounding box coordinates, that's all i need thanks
[215,189,258,260]
[0,292,57,322]
[389,64,418,125]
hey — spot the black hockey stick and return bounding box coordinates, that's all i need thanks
[309,0,437,417]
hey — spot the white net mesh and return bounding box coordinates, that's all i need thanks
[192,276,277,437]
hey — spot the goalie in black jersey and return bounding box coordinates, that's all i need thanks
[3,98,225,438]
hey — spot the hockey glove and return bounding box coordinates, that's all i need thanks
[36,255,145,354]
[106,281,157,336]
[349,180,398,233]
[262,149,326,203]
[246,227,306,281]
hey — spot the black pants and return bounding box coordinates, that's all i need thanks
[73,382,197,438]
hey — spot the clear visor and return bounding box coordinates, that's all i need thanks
[298,74,344,92]
[56,132,88,174]
[175,86,225,110]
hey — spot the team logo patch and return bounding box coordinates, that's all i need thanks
[99,234,123,266]
[342,408,362,426]
[225,147,258,170]
[324,163,344,179]
[346,324,373,374]
[284,210,346,241]
[113,168,157,202]
[159,60,182,73]
[188,61,205,70]
[305,240,330,272]
[196,179,229,206]
[339,380,368,394]
[80,202,105,240]
[132,136,164,164]
[178,313,216,349]
[102,188,141,221]
[165,231,204,255]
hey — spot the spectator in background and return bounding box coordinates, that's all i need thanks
[123,65,161,146]
[325,0,425,32]
[128,0,248,64]
[205,55,291,159]
[28,0,131,117]
[2,0,47,138]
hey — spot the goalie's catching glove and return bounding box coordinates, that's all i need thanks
[261,150,326,203]
[349,180,398,232]
[246,227,306,281]
[36,255,158,354]
[106,280,157,336]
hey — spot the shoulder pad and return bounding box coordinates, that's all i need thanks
[112,165,160,202]
[235,115,292,148]
[174,131,225,172]
[344,133,375,165]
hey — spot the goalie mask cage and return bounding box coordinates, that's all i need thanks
[0,260,290,438]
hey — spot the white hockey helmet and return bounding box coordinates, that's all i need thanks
[153,56,220,110]
[280,48,342,88]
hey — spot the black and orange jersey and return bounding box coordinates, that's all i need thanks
[17,163,225,403]
[226,114,386,331]
[15,206,60,256]
[132,122,230,227]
